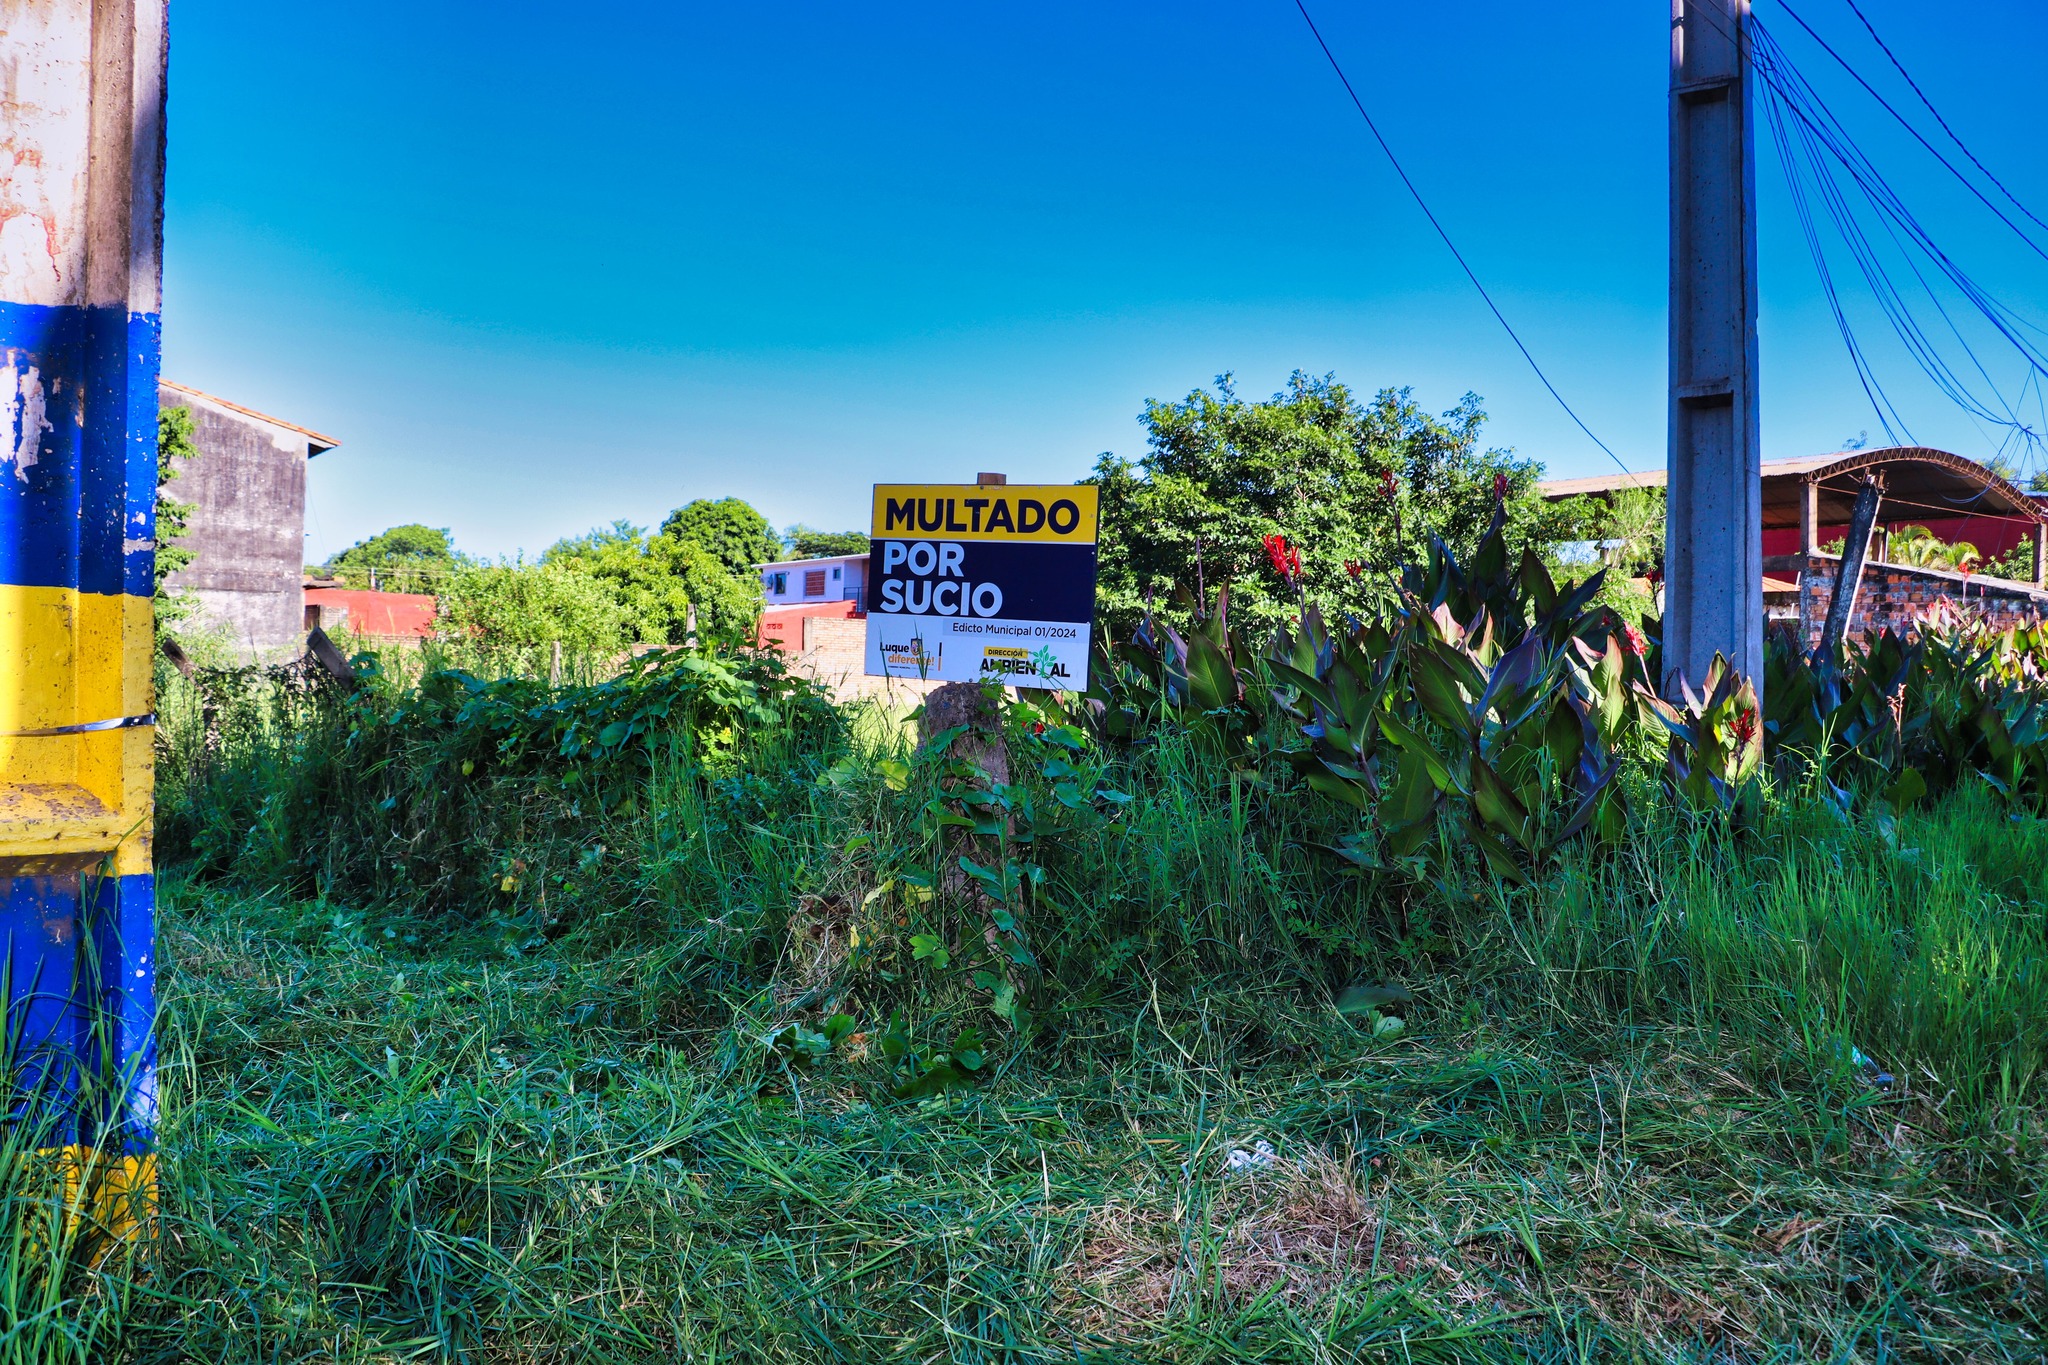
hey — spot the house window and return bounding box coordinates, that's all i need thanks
[831,567,841,580]
[803,569,827,597]
[767,571,788,595]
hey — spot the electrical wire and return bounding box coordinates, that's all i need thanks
[1745,12,2048,465]
[1775,0,2048,263]
[1665,1,2048,469]
[1841,0,2048,241]
[1289,0,1637,481]
[1758,69,1914,444]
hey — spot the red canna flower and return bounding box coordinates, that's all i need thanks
[1729,707,1759,747]
[1622,623,1647,658]
[1493,471,1510,503]
[1031,720,1046,736]
[1263,533,1302,583]
[1344,560,1365,579]
[1380,470,1399,501]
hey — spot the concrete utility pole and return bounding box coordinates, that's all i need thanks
[0,0,167,1231]
[1666,0,1762,694]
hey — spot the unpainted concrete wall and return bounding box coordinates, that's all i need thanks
[160,386,309,658]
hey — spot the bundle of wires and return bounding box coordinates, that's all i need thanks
[1743,0,2048,471]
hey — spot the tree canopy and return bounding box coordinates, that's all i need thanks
[544,521,763,645]
[783,525,870,559]
[1090,373,1558,636]
[325,524,461,591]
[435,560,628,670]
[543,522,694,645]
[660,498,781,581]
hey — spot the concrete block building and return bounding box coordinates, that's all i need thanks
[754,550,938,701]
[158,380,338,657]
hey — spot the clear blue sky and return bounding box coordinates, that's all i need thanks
[161,1,2048,563]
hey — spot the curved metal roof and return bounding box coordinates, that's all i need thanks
[1539,446,2046,529]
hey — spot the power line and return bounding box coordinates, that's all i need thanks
[1771,0,2048,268]
[1835,0,2048,244]
[1289,0,1636,480]
[1746,13,2048,464]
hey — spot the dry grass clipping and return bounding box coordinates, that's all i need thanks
[1058,1149,1417,1332]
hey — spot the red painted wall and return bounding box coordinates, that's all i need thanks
[757,599,861,650]
[304,587,437,638]
[1762,514,2034,562]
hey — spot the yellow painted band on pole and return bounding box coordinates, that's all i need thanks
[0,586,153,876]
[27,1145,158,1259]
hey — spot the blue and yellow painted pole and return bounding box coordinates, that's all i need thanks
[1,0,168,1233]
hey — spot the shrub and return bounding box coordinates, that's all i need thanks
[434,560,631,669]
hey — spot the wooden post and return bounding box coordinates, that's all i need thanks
[1821,477,1883,654]
[2033,522,2045,588]
[918,683,1033,1023]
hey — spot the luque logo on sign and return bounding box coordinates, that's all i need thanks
[864,484,1099,690]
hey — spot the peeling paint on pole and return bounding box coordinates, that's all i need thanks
[0,0,167,1230]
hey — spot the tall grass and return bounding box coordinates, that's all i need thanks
[18,648,2037,1359]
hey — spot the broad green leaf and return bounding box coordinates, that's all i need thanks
[1471,757,1532,851]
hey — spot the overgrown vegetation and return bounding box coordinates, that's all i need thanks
[22,377,2045,1360]
[316,498,786,656]
[152,404,199,636]
[7,503,2023,1361]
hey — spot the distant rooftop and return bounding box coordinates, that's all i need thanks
[756,551,870,572]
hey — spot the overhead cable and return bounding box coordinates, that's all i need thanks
[1289,0,1636,480]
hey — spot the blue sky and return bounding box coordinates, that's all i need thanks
[161,1,2048,563]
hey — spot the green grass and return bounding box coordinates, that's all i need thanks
[14,671,2046,1361]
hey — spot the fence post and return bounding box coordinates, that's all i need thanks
[1820,477,1883,655]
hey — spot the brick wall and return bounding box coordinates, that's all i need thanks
[1795,552,2048,646]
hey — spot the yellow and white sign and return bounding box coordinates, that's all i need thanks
[865,484,1099,689]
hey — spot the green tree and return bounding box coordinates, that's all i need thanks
[547,520,764,646]
[1090,373,1559,636]
[783,524,870,559]
[660,497,781,581]
[155,405,200,634]
[1547,484,1666,579]
[435,560,629,668]
[671,539,762,643]
[325,524,460,591]
[545,522,693,644]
